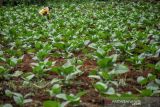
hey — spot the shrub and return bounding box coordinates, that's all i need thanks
[2,0,46,6]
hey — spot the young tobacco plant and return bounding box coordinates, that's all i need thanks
[31,58,55,76]
[137,73,160,96]
[89,48,129,95]
[5,90,32,107]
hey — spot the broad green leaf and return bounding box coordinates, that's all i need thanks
[153,90,160,95]
[54,42,65,50]
[35,41,42,49]
[155,61,160,72]
[147,73,156,81]
[155,79,160,85]
[84,40,90,46]
[24,99,32,103]
[146,82,159,91]
[99,71,112,80]
[97,48,105,56]
[5,90,13,97]
[2,104,13,107]
[97,57,113,68]
[0,57,6,62]
[110,54,118,62]
[50,78,61,84]
[36,50,48,60]
[8,57,18,66]
[56,94,67,100]
[13,96,23,106]
[140,89,152,96]
[51,67,61,73]
[12,71,23,77]
[51,84,61,94]
[76,91,86,97]
[63,66,75,75]
[0,51,3,55]
[43,100,61,107]
[77,60,83,65]
[105,87,115,95]
[25,74,35,81]
[109,64,129,75]
[66,69,82,80]
[88,75,101,80]
[94,82,107,92]
[137,76,148,85]
[62,60,72,68]
[0,66,6,73]
[66,94,80,102]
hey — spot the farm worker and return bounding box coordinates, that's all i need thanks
[39,7,51,20]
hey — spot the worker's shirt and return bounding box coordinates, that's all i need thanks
[39,7,50,16]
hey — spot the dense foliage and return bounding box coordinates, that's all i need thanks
[1,0,86,6]
[2,0,45,5]
[0,0,160,106]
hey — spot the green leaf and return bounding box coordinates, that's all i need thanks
[146,82,159,91]
[54,42,65,50]
[66,68,82,80]
[140,89,152,96]
[63,66,75,75]
[153,90,160,95]
[62,60,72,68]
[137,76,148,85]
[0,57,6,62]
[8,57,18,66]
[88,75,101,80]
[35,41,42,49]
[105,87,115,95]
[25,74,35,81]
[61,101,70,107]
[0,66,6,73]
[155,61,160,72]
[110,54,118,63]
[66,94,80,102]
[51,67,61,74]
[2,104,13,107]
[76,91,86,97]
[97,57,113,68]
[77,60,83,65]
[32,65,44,74]
[12,71,23,77]
[50,78,61,84]
[89,70,97,75]
[94,82,107,92]
[147,73,156,81]
[13,96,23,106]
[99,71,112,80]
[5,90,13,97]
[0,51,3,56]
[24,99,32,103]
[56,94,67,100]
[13,93,23,98]
[155,79,160,85]
[88,43,97,49]
[109,64,129,75]
[51,84,61,94]
[84,40,90,46]
[43,100,61,107]
[36,50,48,60]
[96,48,105,57]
